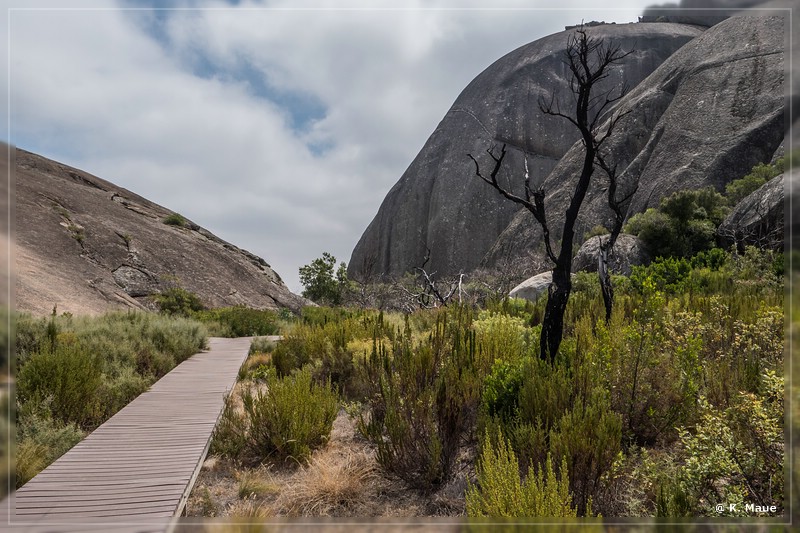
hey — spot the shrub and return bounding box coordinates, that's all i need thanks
[196,307,281,337]
[249,336,277,355]
[16,340,103,428]
[725,161,782,205]
[16,414,84,487]
[466,429,577,517]
[155,287,205,316]
[549,387,622,516]
[242,366,338,462]
[624,187,728,258]
[210,393,249,459]
[163,212,187,227]
[361,307,479,492]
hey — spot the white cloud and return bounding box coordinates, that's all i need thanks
[4,0,657,293]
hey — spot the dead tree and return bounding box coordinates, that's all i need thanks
[595,152,637,323]
[469,26,632,362]
[398,248,462,310]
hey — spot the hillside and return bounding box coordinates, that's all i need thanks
[13,147,307,315]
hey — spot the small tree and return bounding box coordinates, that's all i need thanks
[469,26,632,361]
[299,252,348,306]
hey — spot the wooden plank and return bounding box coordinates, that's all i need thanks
[1,336,251,532]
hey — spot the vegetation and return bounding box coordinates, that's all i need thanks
[207,242,784,518]
[163,212,188,227]
[14,311,207,486]
[624,187,729,259]
[299,252,349,306]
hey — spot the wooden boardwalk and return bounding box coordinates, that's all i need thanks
[1,336,253,532]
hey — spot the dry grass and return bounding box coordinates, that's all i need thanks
[237,468,280,500]
[244,353,272,372]
[273,443,379,516]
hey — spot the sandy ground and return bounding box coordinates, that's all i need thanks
[186,408,473,521]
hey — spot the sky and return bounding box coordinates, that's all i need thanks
[3,0,659,293]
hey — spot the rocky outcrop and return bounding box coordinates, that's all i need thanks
[572,234,650,276]
[348,23,704,280]
[14,148,308,316]
[484,14,786,270]
[717,173,785,250]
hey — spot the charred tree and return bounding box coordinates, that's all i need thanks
[469,26,632,362]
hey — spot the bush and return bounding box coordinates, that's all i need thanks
[361,307,480,492]
[155,287,205,316]
[242,366,338,462]
[196,307,281,337]
[624,187,728,258]
[210,393,249,459]
[163,212,187,227]
[16,340,103,428]
[15,414,84,487]
[725,161,782,205]
[466,429,577,517]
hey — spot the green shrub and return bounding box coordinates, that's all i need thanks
[242,366,338,462]
[210,393,249,459]
[466,429,577,517]
[163,212,187,227]
[549,387,622,516]
[17,339,103,428]
[625,187,728,258]
[725,161,782,205]
[16,414,84,487]
[155,287,205,316]
[196,307,281,337]
[249,336,277,355]
[361,307,479,492]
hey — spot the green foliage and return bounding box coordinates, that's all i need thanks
[15,413,84,487]
[249,336,277,355]
[210,393,249,459]
[155,287,205,316]
[361,306,481,491]
[14,311,208,482]
[163,212,188,227]
[466,429,577,517]
[195,307,281,337]
[17,338,103,427]
[583,224,610,240]
[625,188,728,258]
[666,373,784,516]
[242,366,338,462]
[299,252,348,306]
[725,160,782,206]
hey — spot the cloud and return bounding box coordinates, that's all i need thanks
[5,0,656,292]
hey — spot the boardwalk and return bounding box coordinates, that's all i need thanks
[2,336,253,532]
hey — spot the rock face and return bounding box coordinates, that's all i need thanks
[14,148,308,316]
[717,173,785,250]
[572,234,650,276]
[484,14,786,270]
[348,22,704,280]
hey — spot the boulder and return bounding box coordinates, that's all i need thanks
[718,173,785,250]
[348,23,704,280]
[484,14,786,269]
[572,234,650,276]
[509,271,554,302]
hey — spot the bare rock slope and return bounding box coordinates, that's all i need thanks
[348,22,704,280]
[484,14,786,269]
[15,148,307,316]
